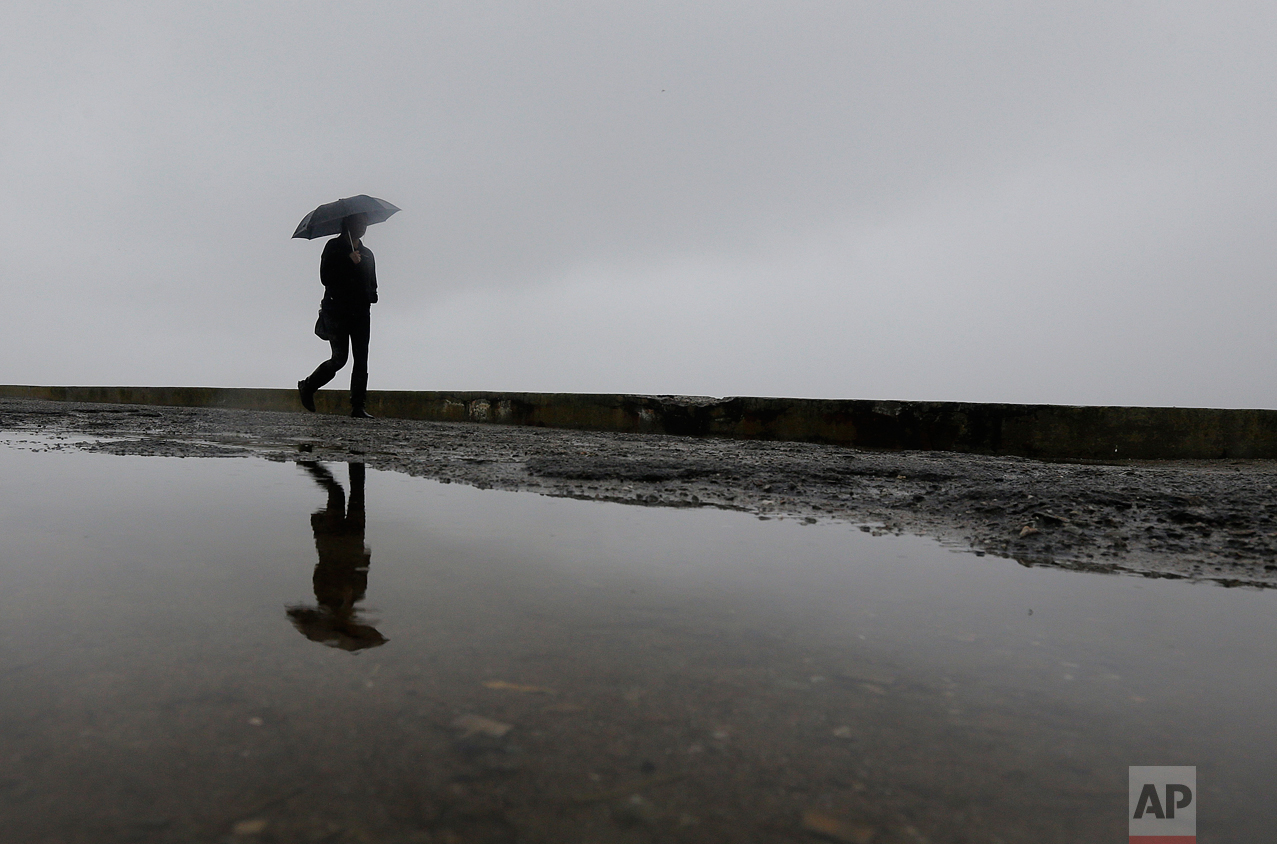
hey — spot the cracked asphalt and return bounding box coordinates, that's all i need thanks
[4,397,1275,588]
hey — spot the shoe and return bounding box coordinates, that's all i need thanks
[351,407,375,419]
[298,380,316,412]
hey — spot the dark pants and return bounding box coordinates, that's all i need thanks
[304,309,370,408]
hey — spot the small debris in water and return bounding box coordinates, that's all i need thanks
[612,793,660,827]
[570,772,686,804]
[800,808,876,843]
[231,818,268,836]
[482,680,555,694]
[451,714,513,738]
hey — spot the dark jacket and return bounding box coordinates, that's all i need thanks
[320,235,378,311]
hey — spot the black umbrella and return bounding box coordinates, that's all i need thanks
[292,194,400,240]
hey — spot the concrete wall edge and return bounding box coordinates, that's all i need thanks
[3,384,1275,461]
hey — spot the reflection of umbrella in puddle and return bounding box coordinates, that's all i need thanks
[286,605,386,651]
[288,461,387,651]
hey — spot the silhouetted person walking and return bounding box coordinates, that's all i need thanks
[298,213,378,418]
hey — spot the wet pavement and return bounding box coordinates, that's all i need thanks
[4,397,1277,587]
[1,429,1276,842]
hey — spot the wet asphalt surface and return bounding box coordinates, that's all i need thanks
[4,397,1275,589]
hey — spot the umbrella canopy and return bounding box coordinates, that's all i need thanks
[292,194,400,240]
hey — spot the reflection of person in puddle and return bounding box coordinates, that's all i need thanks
[287,461,387,651]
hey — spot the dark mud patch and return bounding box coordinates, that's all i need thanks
[85,438,250,458]
[526,455,715,482]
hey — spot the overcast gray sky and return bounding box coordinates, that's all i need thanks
[2,2,1274,407]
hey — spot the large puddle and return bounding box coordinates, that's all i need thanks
[0,438,1273,842]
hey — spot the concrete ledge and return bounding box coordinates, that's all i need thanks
[3,384,1276,460]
